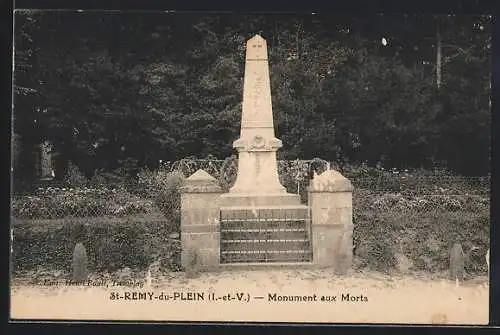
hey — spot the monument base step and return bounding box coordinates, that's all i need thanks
[221,240,310,251]
[220,250,313,263]
[221,230,309,240]
[219,193,303,206]
[220,205,310,221]
[218,262,315,270]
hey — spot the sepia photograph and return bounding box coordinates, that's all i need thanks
[10,10,491,324]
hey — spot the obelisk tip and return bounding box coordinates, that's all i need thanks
[247,34,266,45]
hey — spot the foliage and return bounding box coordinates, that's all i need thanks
[352,207,490,274]
[353,186,490,274]
[11,215,181,273]
[154,158,489,199]
[11,186,157,219]
[63,161,88,188]
[136,169,186,226]
[12,12,491,179]
[11,187,489,275]
[11,162,489,275]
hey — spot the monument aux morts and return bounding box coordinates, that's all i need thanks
[180,35,354,272]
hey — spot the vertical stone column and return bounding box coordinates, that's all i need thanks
[220,34,302,206]
[180,169,222,270]
[228,34,287,196]
[307,170,354,273]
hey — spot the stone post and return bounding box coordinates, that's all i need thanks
[180,169,222,270]
[307,169,354,273]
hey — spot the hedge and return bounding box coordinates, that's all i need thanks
[352,209,490,274]
[11,214,181,274]
[10,162,489,277]
[11,204,489,277]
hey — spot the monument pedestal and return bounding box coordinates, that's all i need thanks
[220,193,302,207]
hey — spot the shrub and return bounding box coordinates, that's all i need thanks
[354,189,489,214]
[153,170,185,227]
[353,207,490,274]
[11,186,156,219]
[278,159,311,199]
[64,161,88,188]
[219,155,238,192]
[11,214,181,274]
[155,158,489,203]
[89,169,108,186]
[89,168,129,188]
[137,169,185,229]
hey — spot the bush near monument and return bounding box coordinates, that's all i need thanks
[11,214,181,274]
[352,207,489,274]
[10,159,489,277]
[11,186,156,219]
[12,168,185,226]
[12,199,488,276]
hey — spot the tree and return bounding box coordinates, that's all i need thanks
[12,12,491,180]
[12,10,45,181]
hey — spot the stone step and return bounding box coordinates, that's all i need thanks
[220,205,310,221]
[223,238,309,243]
[220,218,309,223]
[220,227,307,232]
[221,250,310,255]
[220,220,308,231]
[218,262,315,270]
[221,239,310,251]
[221,229,309,241]
[220,250,313,263]
[219,194,303,207]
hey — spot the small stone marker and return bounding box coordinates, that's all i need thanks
[72,242,88,282]
[182,248,199,278]
[449,242,465,282]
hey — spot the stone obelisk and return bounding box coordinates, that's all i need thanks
[220,34,301,206]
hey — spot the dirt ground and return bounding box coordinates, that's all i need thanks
[10,268,489,325]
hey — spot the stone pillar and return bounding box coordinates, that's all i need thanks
[180,169,222,270]
[307,169,354,273]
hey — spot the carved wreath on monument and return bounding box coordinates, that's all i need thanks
[251,135,265,149]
